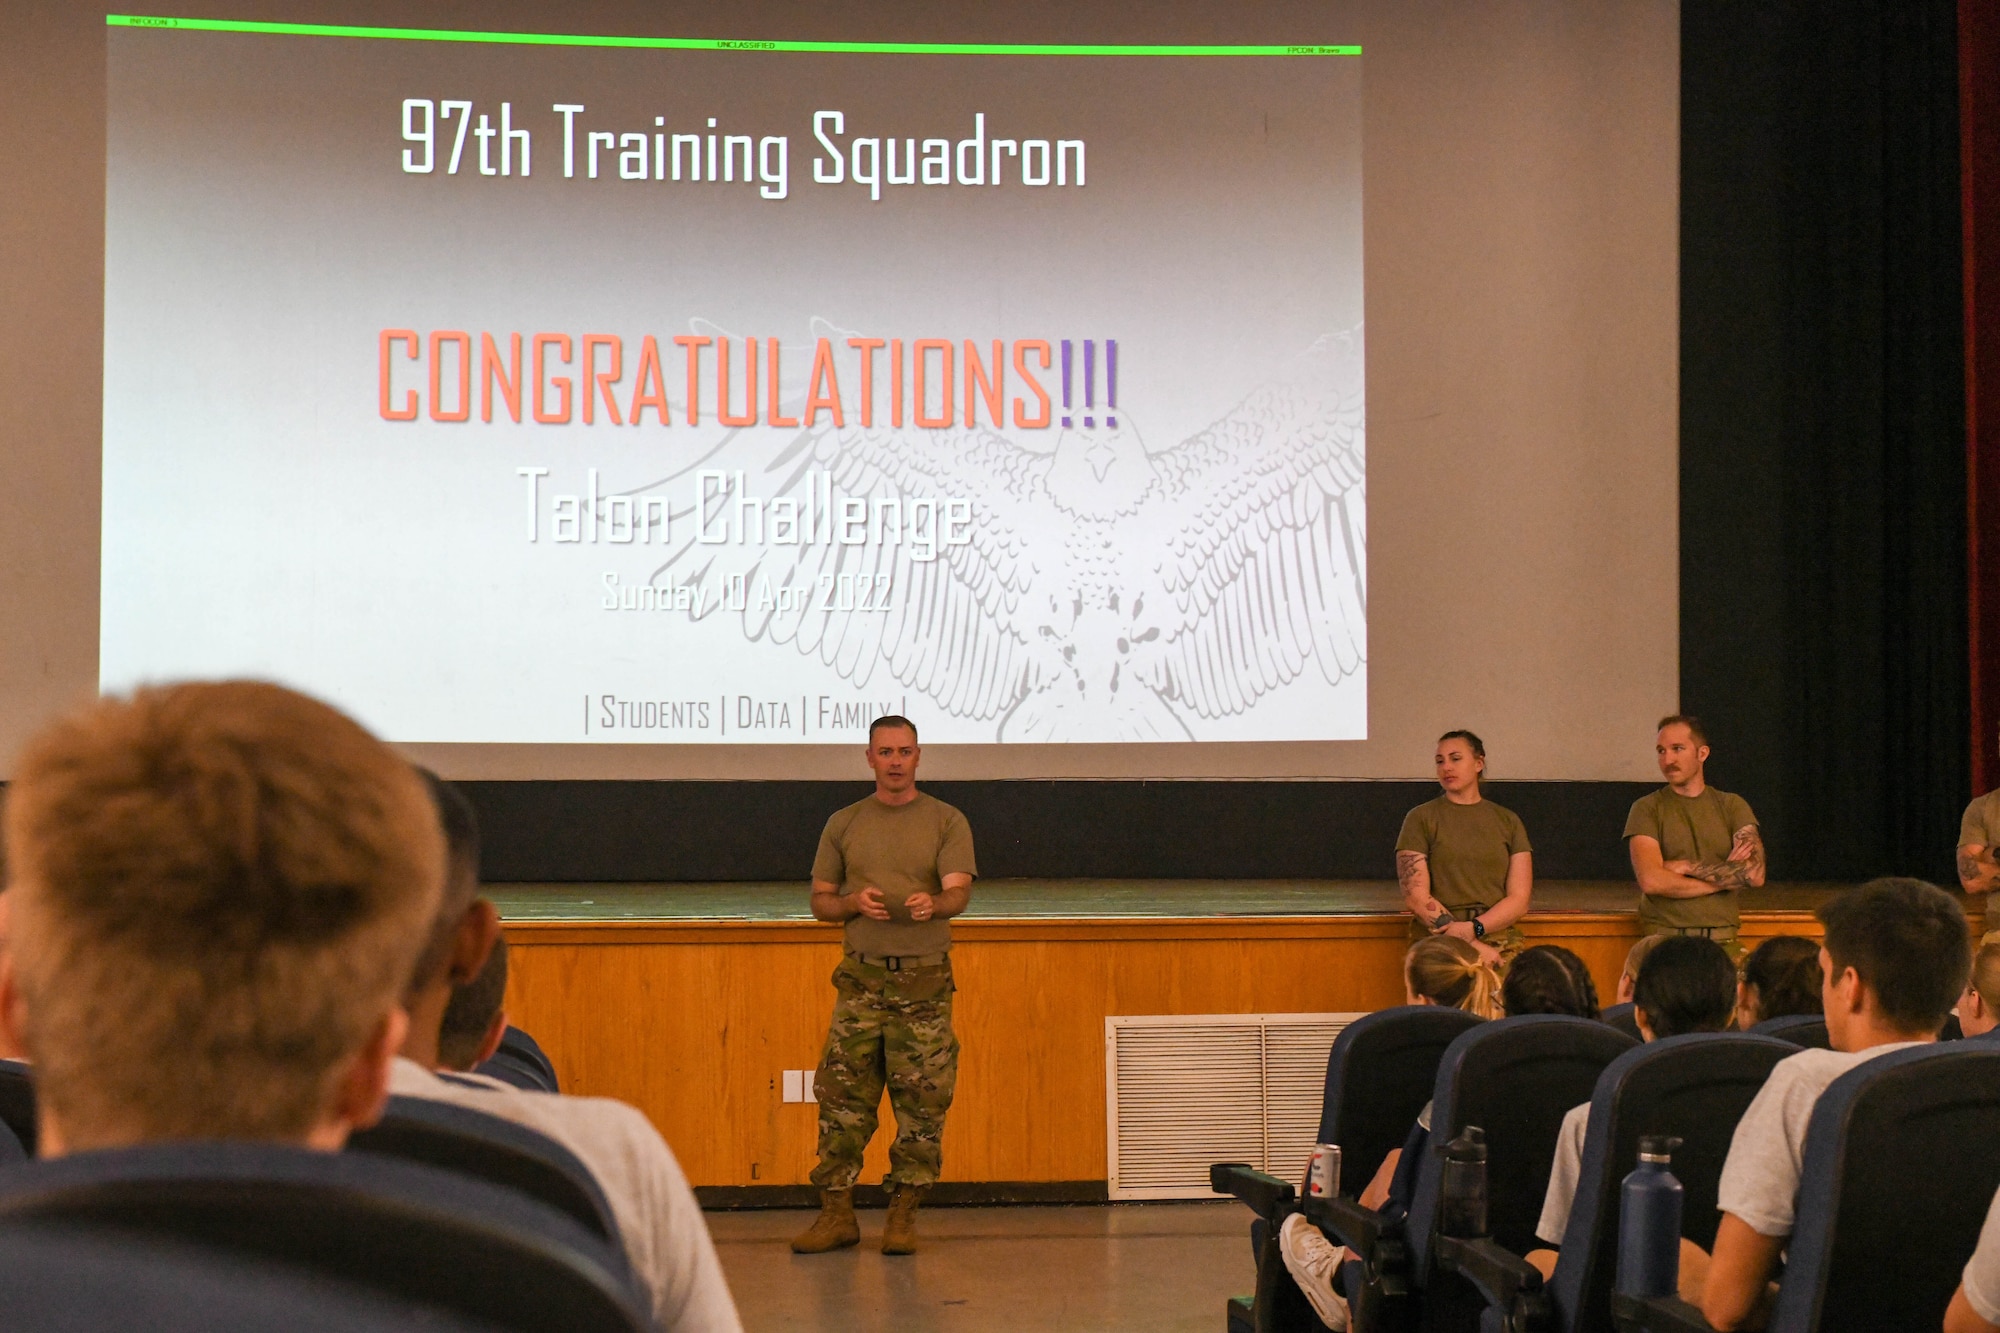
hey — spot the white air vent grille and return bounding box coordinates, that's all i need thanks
[1105,1012,1363,1200]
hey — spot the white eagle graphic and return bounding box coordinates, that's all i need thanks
[639,323,1366,742]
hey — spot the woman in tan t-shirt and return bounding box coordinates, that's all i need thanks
[1393,729,1535,962]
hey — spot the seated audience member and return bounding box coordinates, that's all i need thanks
[1734,935,1824,1030]
[1279,935,1502,1330]
[1958,943,2000,1040]
[0,682,442,1154]
[1699,878,1967,1330]
[395,775,741,1333]
[1404,933,1505,1019]
[439,936,562,1091]
[1615,933,1670,1005]
[1502,944,1602,1021]
[1527,936,1737,1277]
[1948,1182,2000,1332]
[437,935,510,1074]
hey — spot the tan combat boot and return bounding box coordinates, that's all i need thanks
[881,1184,928,1255]
[790,1188,861,1253]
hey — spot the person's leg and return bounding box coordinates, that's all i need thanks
[881,965,958,1188]
[810,962,890,1189]
[794,961,888,1253]
[878,962,957,1254]
[1358,1150,1399,1211]
[1278,1213,1350,1330]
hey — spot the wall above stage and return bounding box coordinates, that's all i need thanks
[463,779,1660,882]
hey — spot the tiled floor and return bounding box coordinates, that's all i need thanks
[708,1202,1253,1332]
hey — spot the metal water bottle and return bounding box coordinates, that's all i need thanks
[1615,1134,1686,1298]
[1438,1125,1489,1238]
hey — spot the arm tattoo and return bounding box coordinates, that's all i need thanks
[1396,850,1426,896]
[1686,827,1765,892]
[1962,849,1984,884]
[1684,859,1754,891]
[1736,825,1767,881]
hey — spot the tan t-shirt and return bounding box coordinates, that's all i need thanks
[1960,790,2000,851]
[812,790,977,955]
[1960,790,2000,929]
[1395,796,1531,917]
[1625,785,1757,931]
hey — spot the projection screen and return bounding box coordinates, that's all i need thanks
[102,19,1367,749]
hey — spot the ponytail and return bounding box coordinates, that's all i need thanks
[1405,935,1503,1019]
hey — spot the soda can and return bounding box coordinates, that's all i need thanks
[1306,1143,1342,1198]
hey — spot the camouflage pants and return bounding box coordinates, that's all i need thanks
[809,954,959,1189]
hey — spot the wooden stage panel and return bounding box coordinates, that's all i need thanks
[499,909,1829,1189]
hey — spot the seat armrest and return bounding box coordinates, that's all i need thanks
[1609,1292,1717,1333]
[1306,1195,1416,1332]
[1432,1234,1545,1315]
[1303,1194,1385,1259]
[1208,1163,1296,1220]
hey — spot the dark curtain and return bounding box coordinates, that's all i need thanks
[1682,0,1968,882]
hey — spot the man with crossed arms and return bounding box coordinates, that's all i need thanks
[1955,734,2000,935]
[1626,714,1765,953]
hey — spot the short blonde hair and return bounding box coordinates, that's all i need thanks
[1622,933,1670,985]
[4,682,443,1147]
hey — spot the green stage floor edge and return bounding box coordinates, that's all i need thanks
[485,879,1848,923]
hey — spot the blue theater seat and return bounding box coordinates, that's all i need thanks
[477,1026,562,1094]
[0,1221,499,1331]
[1436,1032,1793,1333]
[1598,1005,1643,1043]
[1313,1015,1636,1333]
[0,1141,649,1333]
[0,1059,37,1153]
[346,1094,620,1243]
[1748,1014,1830,1049]
[1321,1007,1491,1195]
[1613,1041,2000,1332]
[1212,1004,1484,1333]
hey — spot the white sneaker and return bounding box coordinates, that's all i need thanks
[1279,1212,1352,1331]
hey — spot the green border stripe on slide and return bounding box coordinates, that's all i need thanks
[103,14,1359,56]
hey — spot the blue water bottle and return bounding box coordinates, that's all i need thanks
[1615,1134,1686,1298]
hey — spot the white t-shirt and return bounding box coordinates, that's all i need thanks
[1535,1101,1591,1246]
[388,1059,742,1333]
[1715,1042,1927,1239]
[1961,1183,2000,1324]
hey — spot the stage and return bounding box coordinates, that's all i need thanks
[491,879,1851,1196]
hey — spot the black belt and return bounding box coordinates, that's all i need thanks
[1664,925,1735,938]
[847,950,948,970]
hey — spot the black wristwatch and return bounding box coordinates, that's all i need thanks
[1471,918,1486,940]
